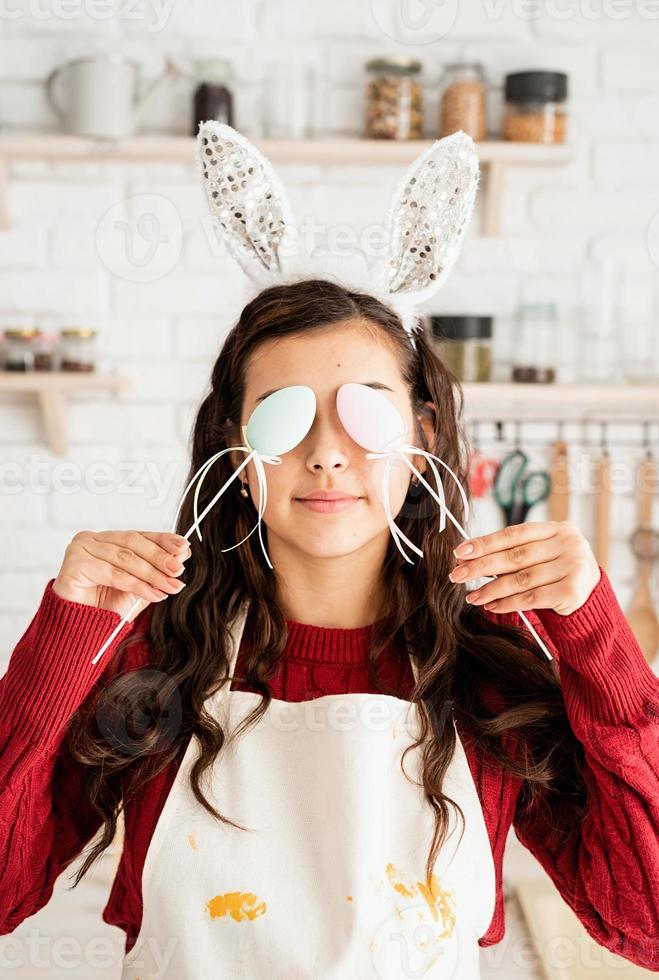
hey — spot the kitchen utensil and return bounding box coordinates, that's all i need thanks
[548,438,570,522]
[46,55,178,139]
[493,448,552,526]
[468,449,499,499]
[593,446,612,570]
[627,455,659,664]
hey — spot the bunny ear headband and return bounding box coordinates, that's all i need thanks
[91,124,553,666]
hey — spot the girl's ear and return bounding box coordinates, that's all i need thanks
[382,131,481,307]
[194,121,299,287]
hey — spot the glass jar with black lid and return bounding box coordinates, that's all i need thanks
[429,315,492,382]
[503,70,568,143]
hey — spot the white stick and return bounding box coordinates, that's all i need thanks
[403,455,554,661]
[91,454,253,666]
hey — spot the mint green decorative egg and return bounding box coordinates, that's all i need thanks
[243,385,316,456]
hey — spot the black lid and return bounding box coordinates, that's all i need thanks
[504,71,568,103]
[430,315,492,340]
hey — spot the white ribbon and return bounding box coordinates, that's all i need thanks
[366,442,554,662]
[90,442,281,665]
[92,437,553,665]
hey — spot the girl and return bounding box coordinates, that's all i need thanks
[0,279,658,979]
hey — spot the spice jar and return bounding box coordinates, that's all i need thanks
[438,63,487,141]
[191,58,234,136]
[429,315,492,382]
[31,332,56,371]
[59,327,97,372]
[364,56,423,140]
[511,303,557,383]
[503,71,568,143]
[3,328,40,371]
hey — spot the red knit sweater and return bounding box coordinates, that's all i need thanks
[1,569,658,970]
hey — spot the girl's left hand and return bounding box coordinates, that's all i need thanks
[448,520,601,617]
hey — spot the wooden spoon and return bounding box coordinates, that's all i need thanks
[627,456,659,664]
[548,439,570,523]
[593,447,611,571]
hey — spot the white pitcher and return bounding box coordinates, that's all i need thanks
[46,55,177,139]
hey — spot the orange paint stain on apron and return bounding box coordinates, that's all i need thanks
[206,892,267,922]
[188,833,197,850]
[384,862,457,935]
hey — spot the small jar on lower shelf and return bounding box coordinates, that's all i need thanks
[3,327,40,371]
[58,327,97,372]
[429,315,493,382]
[511,303,558,383]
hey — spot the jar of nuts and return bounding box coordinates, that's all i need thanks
[438,63,487,141]
[364,56,423,140]
[503,71,568,143]
[59,327,97,372]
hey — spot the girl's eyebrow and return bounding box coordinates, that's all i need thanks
[254,381,394,404]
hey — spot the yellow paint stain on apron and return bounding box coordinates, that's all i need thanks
[206,892,267,921]
[346,895,353,901]
[188,833,197,850]
[384,862,456,936]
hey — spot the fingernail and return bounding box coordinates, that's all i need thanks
[466,591,480,603]
[454,542,474,558]
[449,565,469,582]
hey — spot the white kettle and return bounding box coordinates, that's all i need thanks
[46,55,178,139]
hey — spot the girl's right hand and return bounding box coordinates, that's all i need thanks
[52,530,192,621]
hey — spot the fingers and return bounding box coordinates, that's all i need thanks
[462,557,568,608]
[469,573,571,614]
[449,535,564,583]
[453,520,562,562]
[73,530,191,603]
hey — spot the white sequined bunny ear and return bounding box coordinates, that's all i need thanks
[194,120,298,289]
[373,131,481,340]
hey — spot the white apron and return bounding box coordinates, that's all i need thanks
[120,603,496,980]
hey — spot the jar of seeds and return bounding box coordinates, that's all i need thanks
[364,56,423,140]
[438,63,487,140]
[504,71,568,143]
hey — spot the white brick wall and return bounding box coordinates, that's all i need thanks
[1,0,659,677]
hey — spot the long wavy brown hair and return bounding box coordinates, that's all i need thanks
[66,278,587,889]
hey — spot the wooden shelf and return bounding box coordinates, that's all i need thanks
[462,382,659,420]
[0,133,573,235]
[0,371,131,456]
[2,373,655,457]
